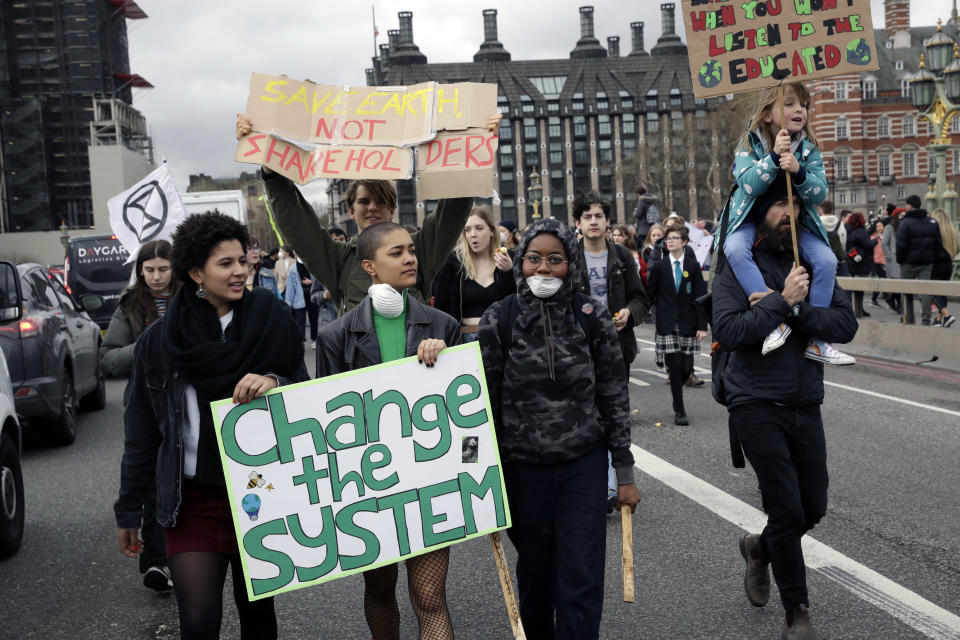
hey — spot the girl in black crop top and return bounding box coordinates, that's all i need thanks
[432,205,516,341]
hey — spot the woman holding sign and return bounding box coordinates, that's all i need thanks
[316,221,462,640]
[115,211,309,640]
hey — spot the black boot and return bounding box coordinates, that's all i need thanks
[781,604,823,640]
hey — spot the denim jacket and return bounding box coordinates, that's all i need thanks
[113,320,308,529]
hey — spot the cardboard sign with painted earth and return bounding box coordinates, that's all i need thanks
[680,0,879,99]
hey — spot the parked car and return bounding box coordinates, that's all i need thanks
[0,340,24,558]
[63,235,132,330]
[0,261,105,445]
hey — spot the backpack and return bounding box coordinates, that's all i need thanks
[826,223,847,264]
[695,184,745,469]
[645,202,660,225]
[496,292,602,361]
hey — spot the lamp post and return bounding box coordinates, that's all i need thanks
[908,21,960,223]
[527,166,544,220]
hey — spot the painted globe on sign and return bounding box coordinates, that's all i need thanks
[846,38,872,65]
[698,60,722,89]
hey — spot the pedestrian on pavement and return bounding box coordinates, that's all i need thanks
[316,221,462,640]
[930,208,958,328]
[498,219,520,251]
[632,184,660,247]
[712,178,858,640]
[611,224,642,271]
[844,212,877,318]
[115,211,308,640]
[722,82,853,366]
[644,224,707,426]
[869,220,887,307]
[478,218,641,640]
[896,195,943,325]
[101,239,178,378]
[659,216,708,386]
[573,191,651,507]
[235,112,502,316]
[818,200,850,277]
[101,239,179,593]
[882,210,903,312]
[640,223,665,286]
[273,246,307,332]
[244,238,280,297]
[432,205,516,342]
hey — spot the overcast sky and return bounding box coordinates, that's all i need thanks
[125,1,949,200]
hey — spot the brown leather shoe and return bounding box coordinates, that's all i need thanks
[781,604,823,640]
[739,533,770,607]
[686,373,705,387]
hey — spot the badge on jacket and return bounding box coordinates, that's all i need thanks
[581,303,594,315]
[685,282,692,294]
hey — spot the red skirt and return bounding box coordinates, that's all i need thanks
[164,480,240,556]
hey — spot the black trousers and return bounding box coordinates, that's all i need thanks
[664,353,692,413]
[503,445,608,639]
[731,403,828,611]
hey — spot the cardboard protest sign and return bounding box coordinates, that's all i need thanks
[416,128,499,200]
[234,134,414,184]
[681,0,879,99]
[684,221,714,267]
[212,343,510,601]
[107,164,187,264]
[244,74,497,147]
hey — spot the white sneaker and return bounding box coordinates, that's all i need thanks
[804,338,855,366]
[762,323,792,355]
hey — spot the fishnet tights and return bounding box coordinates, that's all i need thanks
[363,547,453,640]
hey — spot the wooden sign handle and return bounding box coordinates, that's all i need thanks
[777,83,802,266]
[621,505,635,603]
[490,532,528,639]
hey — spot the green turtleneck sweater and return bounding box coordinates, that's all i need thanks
[372,291,407,362]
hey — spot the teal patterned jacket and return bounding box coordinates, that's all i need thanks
[719,131,830,248]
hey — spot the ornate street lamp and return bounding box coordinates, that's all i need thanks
[527,167,544,220]
[908,20,960,224]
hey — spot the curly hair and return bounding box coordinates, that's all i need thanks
[171,211,249,290]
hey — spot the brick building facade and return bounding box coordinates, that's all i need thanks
[808,0,960,213]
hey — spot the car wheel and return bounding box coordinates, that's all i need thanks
[80,361,106,411]
[45,372,77,445]
[0,433,25,558]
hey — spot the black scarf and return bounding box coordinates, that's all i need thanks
[164,287,304,484]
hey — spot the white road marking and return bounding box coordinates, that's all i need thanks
[822,380,960,418]
[629,377,650,387]
[631,368,667,379]
[631,444,960,640]
[637,339,960,417]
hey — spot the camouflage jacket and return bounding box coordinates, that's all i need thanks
[478,219,635,484]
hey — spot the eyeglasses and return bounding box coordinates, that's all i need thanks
[665,236,682,242]
[523,253,568,269]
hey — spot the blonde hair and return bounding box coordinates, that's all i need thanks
[455,205,501,281]
[642,223,665,251]
[739,82,819,152]
[931,209,959,258]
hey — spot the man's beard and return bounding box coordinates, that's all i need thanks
[759,220,793,253]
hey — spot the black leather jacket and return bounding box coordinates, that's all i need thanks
[577,240,650,367]
[316,295,462,377]
[114,321,309,530]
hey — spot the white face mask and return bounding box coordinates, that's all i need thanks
[526,275,563,299]
[368,283,404,318]
[499,231,509,243]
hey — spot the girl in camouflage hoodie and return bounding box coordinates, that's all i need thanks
[478,218,640,639]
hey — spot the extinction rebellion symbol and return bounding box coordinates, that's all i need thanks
[122,180,168,242]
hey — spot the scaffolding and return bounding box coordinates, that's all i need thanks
[89,97,153,163]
